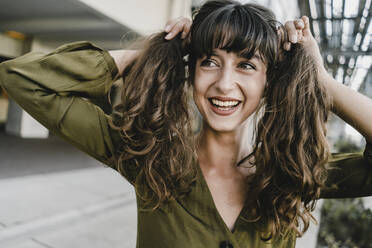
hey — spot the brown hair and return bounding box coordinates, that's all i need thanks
[112,0,331,239]
[245,44,330,238]
[111,33,198,207]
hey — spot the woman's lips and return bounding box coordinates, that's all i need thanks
[208,98,241,116]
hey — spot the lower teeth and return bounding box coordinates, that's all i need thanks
[216,106,235,110]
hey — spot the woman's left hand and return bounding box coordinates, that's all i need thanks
[285,19,372,143]
[283,16,325,73]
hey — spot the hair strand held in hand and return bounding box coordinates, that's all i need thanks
[245,44,331,238]
[110,33,198,209]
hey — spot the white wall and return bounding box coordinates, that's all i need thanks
[77,0,191,36]
[193,0,300,22]
[0,33,23,58]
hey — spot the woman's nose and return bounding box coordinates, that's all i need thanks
[215,67,236,93]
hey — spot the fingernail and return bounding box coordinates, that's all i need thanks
[165,25,171,32]
[165,33,172,40]
[295,20,304,27]
[291,35,297,43]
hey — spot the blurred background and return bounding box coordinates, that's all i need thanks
[0,0,371,247]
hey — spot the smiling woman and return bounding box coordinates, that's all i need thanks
[193,49,266,131]
[112,0,330,241]
[0,0,372,247]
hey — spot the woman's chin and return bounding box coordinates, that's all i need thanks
[204,121,241,133]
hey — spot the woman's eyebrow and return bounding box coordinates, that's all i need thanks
[239,53,262,61]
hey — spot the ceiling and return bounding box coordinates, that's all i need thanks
[299,0,372,91]
[0,0,135,49]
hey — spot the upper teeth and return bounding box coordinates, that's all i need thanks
[211,99,239,107]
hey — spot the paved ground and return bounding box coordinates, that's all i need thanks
[0,131,137,248]
[2,129,371,248]
[0,130,322,248]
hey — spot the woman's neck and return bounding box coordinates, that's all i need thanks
[197,122,252,172]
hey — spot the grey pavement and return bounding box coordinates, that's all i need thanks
[3,129,363,248]
[0,131,137,248]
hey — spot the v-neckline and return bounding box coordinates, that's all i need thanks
[195,160,245,234]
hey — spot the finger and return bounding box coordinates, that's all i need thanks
[164,20,176,33]
[165,22,184,40]
[301,16,313,38]
[294,19,304,29]
[302,16,310,30]
[181,21,191,39]
[297,29,304,42]
[283,42,291,51]
[284,21,298,43]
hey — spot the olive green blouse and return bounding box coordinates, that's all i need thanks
[1,42,372,248]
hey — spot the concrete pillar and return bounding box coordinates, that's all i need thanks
[0,33,23,58]
[1,34,49,138]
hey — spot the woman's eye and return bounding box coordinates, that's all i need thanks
[200,59,218,67]
[239,62,256,70]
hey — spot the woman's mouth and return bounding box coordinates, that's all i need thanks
[208,98,241,116]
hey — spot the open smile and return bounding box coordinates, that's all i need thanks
[208,97,242,116]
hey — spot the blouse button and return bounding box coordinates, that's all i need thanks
[219,241,233,248]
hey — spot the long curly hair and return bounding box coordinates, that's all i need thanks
[111,33,198,207]
[111,0,331,239]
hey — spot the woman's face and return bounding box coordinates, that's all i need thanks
[193,48,267,133]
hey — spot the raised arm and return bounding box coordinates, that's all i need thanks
[319,70,372,142]
[0,41,122,167]
[285,16,372,142]
[108,49,138,76]
[283,16,372,198]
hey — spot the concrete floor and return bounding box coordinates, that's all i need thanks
[0,131,137,248]
[2,129,370,248]
[0,130,322,248]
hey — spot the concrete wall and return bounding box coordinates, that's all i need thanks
[1,0,192,138]
[77,0,191,36]
[193,0,299,22]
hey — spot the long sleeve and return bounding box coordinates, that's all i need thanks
[0,41,121,168]
[320,142,372,198]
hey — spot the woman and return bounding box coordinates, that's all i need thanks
[1,0,371,247]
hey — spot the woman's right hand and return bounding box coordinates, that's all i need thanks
[110,17,191,76]
[164,17,192,40]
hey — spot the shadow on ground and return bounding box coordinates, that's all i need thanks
[0,125,102,179]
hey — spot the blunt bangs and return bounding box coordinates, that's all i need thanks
[190,1,281,68]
